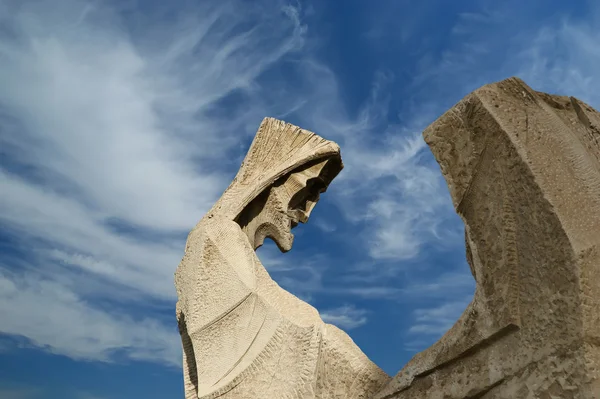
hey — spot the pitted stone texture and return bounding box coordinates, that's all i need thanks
[175,118,389,399]
[374,77,600,399]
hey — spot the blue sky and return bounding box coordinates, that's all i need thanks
[1,0,599,398]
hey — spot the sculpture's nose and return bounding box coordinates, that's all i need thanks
[297,211,309,223]
[302,199,319,221]
[289,209,309,224]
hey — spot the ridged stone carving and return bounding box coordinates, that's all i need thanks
[175,117,390,399]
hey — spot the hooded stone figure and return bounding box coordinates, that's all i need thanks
[174,118,389,399]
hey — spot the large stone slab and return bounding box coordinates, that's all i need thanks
[374,77,600,398]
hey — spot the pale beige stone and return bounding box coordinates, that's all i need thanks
[174,117,390,399]
[374,77,600,399]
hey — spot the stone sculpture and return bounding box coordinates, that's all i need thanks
[375,77,600,398]
[175,77,600,399]
[174,117,390,399]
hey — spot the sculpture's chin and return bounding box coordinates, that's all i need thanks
[268,224,294,252]
[254,223,294,253]
[273,232,294,253]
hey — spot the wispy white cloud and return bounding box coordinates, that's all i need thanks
[313,219,337,233]
[0,266,181,366]
[0,169,182,300]
[409,0,600,111]
[334,286,402,300]
[399,269,475,299]
[288,67,460,262]
[408,298,471,335]
[403,296,472,352]
[343,131,453,261]
[258,244,326,304]
[516,18,600,106]
[0,0,306,232]
[320,305,368,330]
[0,0,307,365]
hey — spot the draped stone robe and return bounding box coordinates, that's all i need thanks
[175,118,389,399]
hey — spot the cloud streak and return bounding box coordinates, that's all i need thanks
[320,305,369,330]
[0,266,181,366]
[0,0,308,365]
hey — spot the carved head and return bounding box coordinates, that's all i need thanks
[236,157,341,252]
[200,117,343,251]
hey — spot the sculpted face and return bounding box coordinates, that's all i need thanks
[237,158,339,252]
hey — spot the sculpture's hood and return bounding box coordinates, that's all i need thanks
[204,117,343,221]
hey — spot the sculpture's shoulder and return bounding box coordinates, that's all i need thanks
[178,217,256,272]
[315,323,390,397]
[175,216,258,325]
[183,216,246,250]
[176,216,250,288]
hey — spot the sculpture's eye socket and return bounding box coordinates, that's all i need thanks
[288,177,327,221]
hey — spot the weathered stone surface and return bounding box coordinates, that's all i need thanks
[374,77,600,399]
[175,117,389,398]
